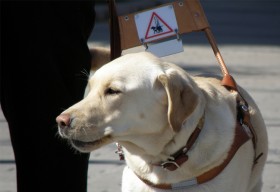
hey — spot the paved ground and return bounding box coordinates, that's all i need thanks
[1,1,279,191]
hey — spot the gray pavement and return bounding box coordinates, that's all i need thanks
[1,1,280,191]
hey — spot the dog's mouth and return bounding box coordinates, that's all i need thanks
[70,135,112,152]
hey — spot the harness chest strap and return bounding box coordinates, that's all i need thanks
[135,116,252,190]
[222,74,258,158]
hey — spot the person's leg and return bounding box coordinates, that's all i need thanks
[0,2,95,191]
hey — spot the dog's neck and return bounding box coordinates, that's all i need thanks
[117,125,176,162]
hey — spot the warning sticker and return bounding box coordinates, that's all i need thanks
[145,12,173,40]
[135,5,178,43]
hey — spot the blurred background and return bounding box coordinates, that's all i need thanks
[92,0,280,45]
[1,0,279,191]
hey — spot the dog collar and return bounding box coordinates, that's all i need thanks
[153,115,205,171]
[115,115,204,167]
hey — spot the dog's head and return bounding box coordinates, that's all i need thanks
[56,52,198,153]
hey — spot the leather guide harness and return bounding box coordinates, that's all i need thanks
[132,97,259,190]
[108,0,262,189]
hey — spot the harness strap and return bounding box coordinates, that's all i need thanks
[108,0,121,60]
[153,117,204,171]
[222,74,258,161]
[135,113,251,190]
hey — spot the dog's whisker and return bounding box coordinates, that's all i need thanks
[60,108,67,111]
[82,124,98,142]
[78,68,90,79]
[81,127,92,141]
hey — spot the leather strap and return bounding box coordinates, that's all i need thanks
[221,74,238,91]
[155,117,204,171]
[108,0,122,60]
[221,73,257,154]
[236,95,257,152]
[136,105,252,190]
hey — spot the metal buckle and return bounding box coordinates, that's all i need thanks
[182,147,188,154]
[241,104,249,112]
[161,161,180,170]
[115,143,125,160]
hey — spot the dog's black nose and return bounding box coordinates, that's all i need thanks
[56,113,71,129]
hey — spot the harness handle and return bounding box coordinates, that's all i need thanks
[108,0,121,60]
[107,0,237,90]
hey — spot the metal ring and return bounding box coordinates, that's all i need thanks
[241,105,249,112]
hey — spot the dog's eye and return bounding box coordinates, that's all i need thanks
[104,87,122,95]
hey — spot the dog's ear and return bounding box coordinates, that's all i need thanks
[157,70,198,132]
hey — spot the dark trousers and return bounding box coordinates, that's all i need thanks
[0,2,95,192]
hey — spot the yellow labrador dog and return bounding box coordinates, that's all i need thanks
[56,51,267,192]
